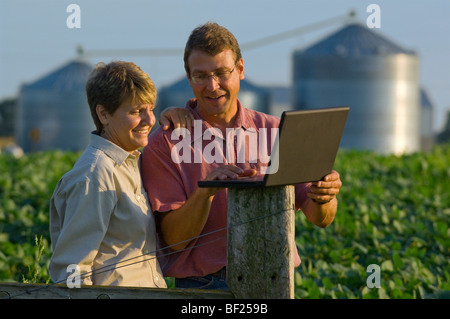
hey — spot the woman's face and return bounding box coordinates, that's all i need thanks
[97,98,155,153]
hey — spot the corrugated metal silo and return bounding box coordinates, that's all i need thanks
[420,88,434,151]
[16,60,93,152]
[292,23,420,155]
[155,77,270,126]
[155,77,195,122]
[238,79,270,113]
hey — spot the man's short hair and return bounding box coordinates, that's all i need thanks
[184,22,242,76]
[85,61,156,133]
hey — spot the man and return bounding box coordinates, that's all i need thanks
[141,22,342,289]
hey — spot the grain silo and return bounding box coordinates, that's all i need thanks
[16,60,94,152]
[420,88,434,152]
[292,23,420,155]
[155,76,270,126]
[155,77,195,122]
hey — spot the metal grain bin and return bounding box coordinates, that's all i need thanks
[16,60,93,152]
[155,76,270,126]
[420,88,435,151]
[292,23,420,155]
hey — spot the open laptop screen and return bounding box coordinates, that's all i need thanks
[198,106,349,188]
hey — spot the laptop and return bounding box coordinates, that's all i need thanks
[197,106,349,188]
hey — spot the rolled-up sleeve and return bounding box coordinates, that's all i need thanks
[49,177,116,285]
[141,132,188,213]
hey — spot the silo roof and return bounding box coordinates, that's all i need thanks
[23,60,93,92]
[162,77,192,91]
[300,23,415,57]
[240,77,269,94]
[421,88,434,109]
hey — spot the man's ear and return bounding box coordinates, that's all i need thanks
[96,104,109,125]
[237,58,245,80]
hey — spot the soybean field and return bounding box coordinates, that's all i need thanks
[0,144,449,298]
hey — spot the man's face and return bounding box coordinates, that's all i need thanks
[187,49,245,124]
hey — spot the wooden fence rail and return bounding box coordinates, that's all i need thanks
[0,282,233,299]
[1,185,294,299]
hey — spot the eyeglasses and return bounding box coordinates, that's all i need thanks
[190,64,237,85]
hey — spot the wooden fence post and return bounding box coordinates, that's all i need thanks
[227,185,295,299]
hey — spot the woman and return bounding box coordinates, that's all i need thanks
[49,61,192,287]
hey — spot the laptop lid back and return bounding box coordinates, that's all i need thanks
[263,106,349,186]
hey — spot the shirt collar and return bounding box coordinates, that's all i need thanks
[89,132,138,166]
[234,100,258,131]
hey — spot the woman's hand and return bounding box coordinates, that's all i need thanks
[159,107,195,130]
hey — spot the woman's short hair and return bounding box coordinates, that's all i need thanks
[85,61,156,133]
[184,22,242,76]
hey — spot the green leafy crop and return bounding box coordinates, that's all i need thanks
[0,144,449,298]
[294,144,450,298]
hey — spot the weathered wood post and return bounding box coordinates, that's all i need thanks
[227,185,295,299]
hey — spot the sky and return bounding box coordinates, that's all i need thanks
[1,0,449,132]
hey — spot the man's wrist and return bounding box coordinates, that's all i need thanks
[311,198,326,205]
[311,197,335,205]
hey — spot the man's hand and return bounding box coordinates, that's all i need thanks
[205,164,256,181]
[200,165,256,197]
[307,170,342,204]
[159,106,194,130]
